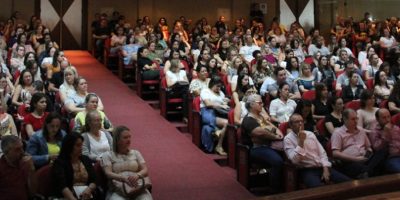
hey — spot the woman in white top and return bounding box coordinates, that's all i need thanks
[200,76,229,155]
[364,53,380,80]
[59,66,78,104]
[374,70,393,104]
[357,90,378,133]
[338,38,354,58]
[189,65,210,97]
[82,110,113,162]
[379,28,397,50]
[269,82,297,124]
[166,59,189,120]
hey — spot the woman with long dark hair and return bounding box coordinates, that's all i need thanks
[24,92,49,138]
[27,112,66,169]
[52,133,98,199]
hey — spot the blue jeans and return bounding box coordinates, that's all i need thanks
[386,156,400,173]
[250,146,283,191]
[338,149,387,178]
[299,168,351,188]
[200,108,217,152]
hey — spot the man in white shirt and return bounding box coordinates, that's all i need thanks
[284,114,351,188]
[239,34,260,64]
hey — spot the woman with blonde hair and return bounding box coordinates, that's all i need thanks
[59,66,78,104]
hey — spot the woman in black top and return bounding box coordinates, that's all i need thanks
[312,83,330,120]
[342,71,364,103]
[52,133,97,199]
[294,100,315,132]
[137,46,160,80]
[325,96,344,136]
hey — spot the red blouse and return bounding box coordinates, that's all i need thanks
[24,112,49,131]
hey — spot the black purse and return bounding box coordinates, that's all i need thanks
[214,107,230,118]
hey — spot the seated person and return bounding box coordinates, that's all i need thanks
[284,114,351,188]
[81,110,113,162]
[374,70,392,104]
[74,93,112,133]
[241,94,283,193]
[312,83,330,120]
[24,92,49,138]
[59,66,78,104]
[121,34,141,65]
[137,46,159,81]
[357,90,378,133]
[12,69,34,107]
[332,109,386,178]
[0,135,37,200]
[368,109,397,173]
[230,65,255,92]
[52,133,98,199]
[101,126,153,200]
[341,71,364,103]
[64,77,104,115]
[26,113,66,169]
[269,82,297,124]
[200,76,229,155]
[189,65,210,97]
[336,60,366,91]
[166,59,189,121]
[388,81,400,114]
[294,100,315,132]
[0,91,17,138]
[324,96,344,139]
[297,63,315,93]
[266,67,300,99]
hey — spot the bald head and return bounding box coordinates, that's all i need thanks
[376,108,391,126]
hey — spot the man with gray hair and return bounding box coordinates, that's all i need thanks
[0,135,37,200]
[331,109,385,178]
[284,114,350,188]
[241,93,284,193]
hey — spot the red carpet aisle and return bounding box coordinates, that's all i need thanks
[64,51,254,200]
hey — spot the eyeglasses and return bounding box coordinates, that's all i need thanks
[254,101,263,105]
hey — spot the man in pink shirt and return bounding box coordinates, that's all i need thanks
[371,108,400,173]
[284,114,350,188]
[332,109,386,178]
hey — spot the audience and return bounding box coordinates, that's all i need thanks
[3,9,400,197]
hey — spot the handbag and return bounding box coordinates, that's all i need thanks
[214,107,230,118]
[112,171,152,198]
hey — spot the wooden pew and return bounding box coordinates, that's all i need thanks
[349,191,400,200]
[259,174,400,200]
